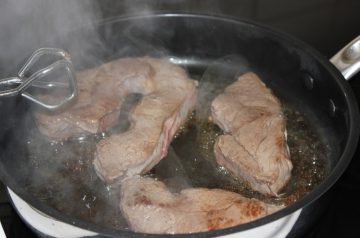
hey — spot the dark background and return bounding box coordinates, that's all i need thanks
[0,0,359,237]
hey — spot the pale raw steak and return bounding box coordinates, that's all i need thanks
[35,58,156,140]
[93,58,197,183]
[120,176,282,234]
[211,72,292,196]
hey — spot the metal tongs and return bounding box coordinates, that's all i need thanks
[0,48,77,112]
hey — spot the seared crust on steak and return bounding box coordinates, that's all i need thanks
[120,176,282,234]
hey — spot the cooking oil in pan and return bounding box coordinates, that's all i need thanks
[156,102,328,205]
[25,101,328,230]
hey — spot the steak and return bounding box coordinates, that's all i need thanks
[120,176,282,234]
[93,58,197,183]
[35,58,156,140]
[211,72,292,196]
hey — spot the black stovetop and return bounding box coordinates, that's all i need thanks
[0,1,359,237]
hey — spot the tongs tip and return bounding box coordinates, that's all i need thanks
[0,48,78,112]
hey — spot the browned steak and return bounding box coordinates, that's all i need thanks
[211,72,292,196]
[120,176,282,234]
[93,58,197,183]
[35,58,156,140]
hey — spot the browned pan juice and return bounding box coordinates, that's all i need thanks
[25,73,329,231]
[166,103,329,205]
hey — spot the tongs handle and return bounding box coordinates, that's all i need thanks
[0,48,78,111]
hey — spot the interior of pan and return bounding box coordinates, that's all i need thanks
[0,14,358,237]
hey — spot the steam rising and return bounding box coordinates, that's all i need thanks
[0,0,127,230]
[0,1,332,235]
[0,1,251,230]
[0,0,101,76]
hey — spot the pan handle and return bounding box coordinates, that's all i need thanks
[330,35,360,81]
